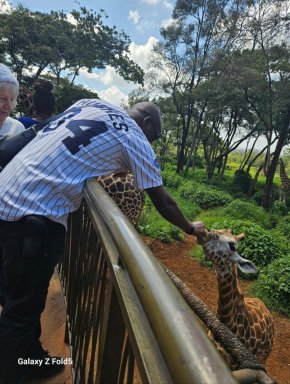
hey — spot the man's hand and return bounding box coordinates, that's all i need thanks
[191,221,207,237]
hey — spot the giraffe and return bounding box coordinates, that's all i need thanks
[96,172,145,226]
[198,229,274,370]
[279,158,290,203]
[17,85,34,116]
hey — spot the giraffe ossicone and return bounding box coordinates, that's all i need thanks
[200,229,274,369]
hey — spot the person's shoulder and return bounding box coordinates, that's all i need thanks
[17,116,36,128]
[3,116,25,134]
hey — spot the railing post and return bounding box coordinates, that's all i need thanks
[96,276,126,384]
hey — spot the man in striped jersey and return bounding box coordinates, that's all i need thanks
[0,99,205,382]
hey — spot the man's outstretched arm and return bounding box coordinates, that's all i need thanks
[145,185,206,237]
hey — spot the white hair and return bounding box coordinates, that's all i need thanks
[0,63,19,88]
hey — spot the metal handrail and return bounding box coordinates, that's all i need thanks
[59,178,237,384]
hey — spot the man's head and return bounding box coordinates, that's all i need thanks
[129,101,162,143]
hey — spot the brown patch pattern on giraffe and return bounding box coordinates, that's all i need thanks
[17,85,34,116]
[96,172,145,226]
[201,229,274,369]
[279,158,290,202]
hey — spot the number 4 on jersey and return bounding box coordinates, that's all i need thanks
[62,120,108,154]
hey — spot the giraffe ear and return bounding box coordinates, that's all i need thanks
[231,253,257,274]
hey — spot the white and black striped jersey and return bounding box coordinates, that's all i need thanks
[0,99,163,226]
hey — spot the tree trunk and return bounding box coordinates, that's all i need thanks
[262,107,290,209]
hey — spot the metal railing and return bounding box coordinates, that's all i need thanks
[58,179,237,384]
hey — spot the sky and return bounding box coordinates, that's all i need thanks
[6,0,174,106]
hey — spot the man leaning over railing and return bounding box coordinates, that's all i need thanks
[0,98,206,383]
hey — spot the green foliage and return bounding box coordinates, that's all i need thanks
[169,190,201,218]
[222,199,272,229]
[251,255,290,316]
[251,190,264,205]
[178,182,233,209]
[138,191,200,243]
[210,219,285,267]
[138,216,182,242]
[195,207,230,228]
[276,214,290,240]
[271,201,289,216]
[53,78,99,113]
[138,197,183,242]
[190,245,213,269]
[161,169,184,189]
[138,223,181,242]
[232,169,253,193]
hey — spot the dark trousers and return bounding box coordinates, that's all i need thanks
[0,216,66,377]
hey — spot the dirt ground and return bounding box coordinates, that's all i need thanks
[142,235,290,384]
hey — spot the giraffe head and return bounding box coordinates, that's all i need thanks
[201,229,257,275]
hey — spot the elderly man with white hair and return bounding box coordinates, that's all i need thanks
[0,63,24,136]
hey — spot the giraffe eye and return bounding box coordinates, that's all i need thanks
[228,242,236,252]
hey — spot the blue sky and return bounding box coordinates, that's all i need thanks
[7,0,174,105]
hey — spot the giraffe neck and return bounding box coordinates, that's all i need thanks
[215,265,245,327]
[280,163,289,182]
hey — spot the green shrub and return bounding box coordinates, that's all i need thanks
[169,190,201,218]
[210,219,284,267]
[138,222,182,242]
[138,197,183,242]
[271,201,289,216]
[138,189,200,243]
[232,169,252,193]
[276,214,290,240]
[251,190,263,205]
[161,169,184,189]
[251,255,290,316]
[222,199,272,229]
[178,182,233,209]
[191,244,213,269]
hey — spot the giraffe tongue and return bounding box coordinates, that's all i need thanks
[231,252,258,274]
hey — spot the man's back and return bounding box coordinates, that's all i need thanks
[0,99,162,226]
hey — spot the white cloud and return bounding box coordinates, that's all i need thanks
[65,12,78,26]
[129,36,158,69]
[163,0,173,10]
[128,10,140,25]
[0,0,11,13]
[75,37,159,106]
[142,0,160,4]
[142,0,173,8]
[161,17,177,29]
[98,86,127,106]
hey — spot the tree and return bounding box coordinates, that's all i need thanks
[148,0,252,174]
[0,4,144,87]
[232,0,290,208]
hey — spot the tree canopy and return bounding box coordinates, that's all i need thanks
[0,4,144,87]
